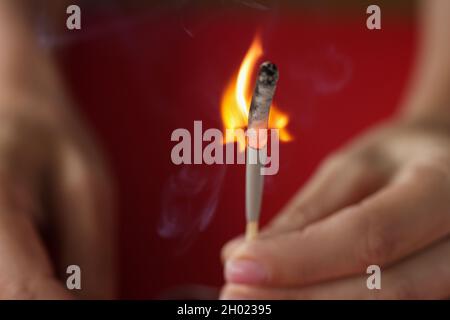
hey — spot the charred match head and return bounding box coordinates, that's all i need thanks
[248,61,279,129]
[258,61,279,86]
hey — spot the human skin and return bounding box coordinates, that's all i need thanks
[221,0,450,299]
[0,1,116,299]
[1,0,449,300]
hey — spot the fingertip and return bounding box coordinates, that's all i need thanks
[220,283,288,300]
[219,284,252,300]
[224,258,269,285]
[221,235,245,263]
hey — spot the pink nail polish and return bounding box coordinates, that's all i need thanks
[225,259,268,284]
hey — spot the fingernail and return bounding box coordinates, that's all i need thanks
[225,259,268,284]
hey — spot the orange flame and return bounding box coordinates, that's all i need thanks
[220,34,293,151]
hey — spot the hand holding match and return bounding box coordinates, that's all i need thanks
[245,61,279,241]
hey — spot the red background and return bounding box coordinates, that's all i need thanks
[57,6,416,298]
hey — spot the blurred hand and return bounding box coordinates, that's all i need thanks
[0,49,116,299]
[221,117,450,299]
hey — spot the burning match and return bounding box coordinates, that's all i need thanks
[246,61,279,241]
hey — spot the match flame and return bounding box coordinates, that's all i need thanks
[220,34,293,151]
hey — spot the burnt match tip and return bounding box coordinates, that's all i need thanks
[258,61,279,86]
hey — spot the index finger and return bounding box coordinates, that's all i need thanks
[224,160,450,287]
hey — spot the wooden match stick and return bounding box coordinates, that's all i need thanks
[245,61,279,241]
[246,221,259,241]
